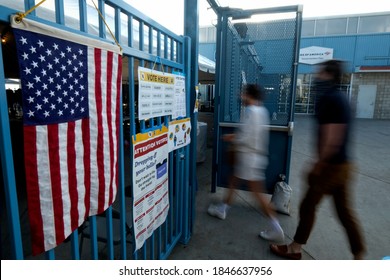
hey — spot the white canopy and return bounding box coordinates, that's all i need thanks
[198,54,216,73]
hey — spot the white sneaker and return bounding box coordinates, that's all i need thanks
[207,203,228,220]
[259,228,285,243]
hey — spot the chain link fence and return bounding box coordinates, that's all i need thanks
[221,12,299,126]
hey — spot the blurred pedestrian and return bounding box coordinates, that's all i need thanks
[207,84,284,242]
[270,60,366,260]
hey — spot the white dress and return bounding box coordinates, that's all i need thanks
[233,105,270,181]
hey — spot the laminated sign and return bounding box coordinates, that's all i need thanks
[168,118,191,152]
[138,66,186,120]
[132,127,169,250]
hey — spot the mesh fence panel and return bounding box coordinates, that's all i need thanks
[221,12,299,126]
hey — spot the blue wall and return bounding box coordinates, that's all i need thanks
[200,33,390,74]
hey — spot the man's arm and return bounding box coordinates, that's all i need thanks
[318,123,347,162]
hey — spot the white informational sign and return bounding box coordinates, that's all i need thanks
[138,67,187,120]
[168,118,192,152]
[132,127,169,251]
[172,72,187,119]
[299,46,333,65]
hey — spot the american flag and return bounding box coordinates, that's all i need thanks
[13,24,122,255]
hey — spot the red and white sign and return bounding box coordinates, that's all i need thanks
[299,46,333,65]
[132,127,169,251]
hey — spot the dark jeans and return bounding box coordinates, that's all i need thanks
[294,162,366,256]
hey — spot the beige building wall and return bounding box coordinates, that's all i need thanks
[351,72,390,119]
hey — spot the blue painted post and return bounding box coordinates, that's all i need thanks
[89,216,99,260]
[70,229,80,259]
[0,41,24,260]
[79,0,88,32]
[211,12,227,192]
[55,0,65,25]
[111,4,127,260]
[184,0,198,243]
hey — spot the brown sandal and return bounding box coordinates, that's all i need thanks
[270,244,302,260]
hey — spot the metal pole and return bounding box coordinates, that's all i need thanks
[0,41,23,260]
[184,0,198,243]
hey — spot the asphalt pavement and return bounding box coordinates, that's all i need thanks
[169,115,390,260]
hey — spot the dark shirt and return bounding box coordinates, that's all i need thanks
[315,87,351,163]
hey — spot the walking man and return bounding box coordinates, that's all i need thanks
[270,60,366,260]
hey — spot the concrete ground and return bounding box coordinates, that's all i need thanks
[169,115,390,260]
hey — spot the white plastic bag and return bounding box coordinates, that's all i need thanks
[271,175,292,215]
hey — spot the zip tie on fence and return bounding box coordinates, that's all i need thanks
[152,56,165,75]
[91,0,122,52]
[14,0,47,24]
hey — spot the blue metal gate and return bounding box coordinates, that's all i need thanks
[0,0,196,260]
[209,3,303,192]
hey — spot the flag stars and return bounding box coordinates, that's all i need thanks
[16,33,90,123]
[33,75,41,83]
[23,67,32,75]
[31,61,39,68]
[20,36,27,45]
